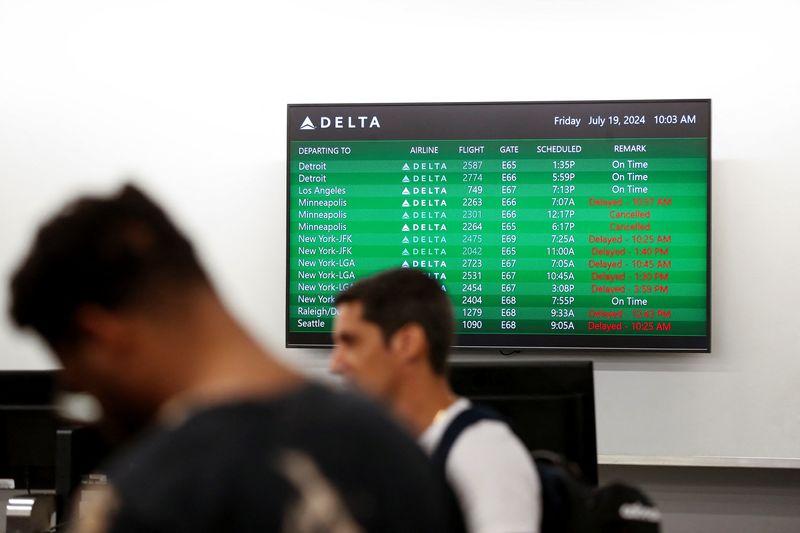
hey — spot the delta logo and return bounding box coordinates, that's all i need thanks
[300,115,381,131]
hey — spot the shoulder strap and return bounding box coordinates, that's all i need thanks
[431,405,505,472]
[430,405,505,533]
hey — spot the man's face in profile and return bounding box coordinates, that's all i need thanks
[331,301,401,401]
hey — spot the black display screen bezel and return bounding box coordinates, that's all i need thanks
[285,99,711,353]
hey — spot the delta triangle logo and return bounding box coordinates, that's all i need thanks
[300,116,316,130]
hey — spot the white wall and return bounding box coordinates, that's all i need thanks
[1,0,799,464]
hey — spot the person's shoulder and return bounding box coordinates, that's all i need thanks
[444,415,542,533]
[102,384,315,487]
[111,382,407,469]
[448,417,537,473]
[106,381,429,497]
[101,382,444,531]
[272,382,435,467]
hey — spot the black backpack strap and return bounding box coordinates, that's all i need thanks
[431,405,505,472]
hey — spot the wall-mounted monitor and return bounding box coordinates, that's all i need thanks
[286,100,710,351]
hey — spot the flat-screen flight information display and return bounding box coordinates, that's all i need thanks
[286,100,710,351]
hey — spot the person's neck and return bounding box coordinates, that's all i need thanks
[391,369,458,437]
[178,336,300,401]
[151,293,303,421]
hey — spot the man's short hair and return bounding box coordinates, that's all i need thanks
[9,183,210,347]
[335,268,454,374]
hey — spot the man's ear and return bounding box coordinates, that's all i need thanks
[73,304,130,358]
[389,323,428,366]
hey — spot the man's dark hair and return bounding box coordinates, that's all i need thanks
[9,183,210,347]
[335,268,454,374]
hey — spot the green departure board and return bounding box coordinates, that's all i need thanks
[287,101,710,351]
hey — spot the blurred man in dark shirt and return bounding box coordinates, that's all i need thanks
[9,184,451,533]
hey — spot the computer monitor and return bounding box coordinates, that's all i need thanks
[0,371,109,522]
[0,371,59,490]
[449,361,598,485]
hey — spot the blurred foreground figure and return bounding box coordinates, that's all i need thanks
[9,184,451,533]
[332,268,542,533]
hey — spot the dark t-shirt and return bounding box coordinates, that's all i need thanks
[87,383,451,533]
